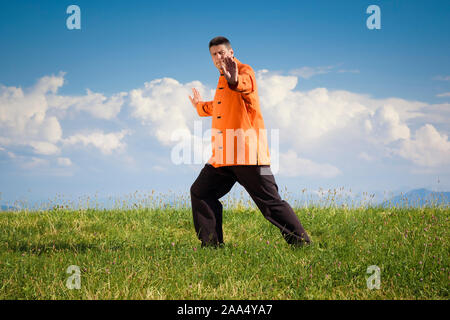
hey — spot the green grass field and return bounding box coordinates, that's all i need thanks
[0,191,448,300]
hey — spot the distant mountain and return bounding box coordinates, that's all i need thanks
[0,205,20,211]
[1,188,448,211]
[380,188,450,208]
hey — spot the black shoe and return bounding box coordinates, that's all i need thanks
[289,239,311,248]
[284,232,311,248]
[201,242,225,249]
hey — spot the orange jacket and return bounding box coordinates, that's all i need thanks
[195,57,271,167]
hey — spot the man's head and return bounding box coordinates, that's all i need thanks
[209,36,234,72]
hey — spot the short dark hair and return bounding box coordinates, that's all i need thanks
[209,36,231,49]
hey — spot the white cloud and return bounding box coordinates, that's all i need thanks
[278,149,342,178]
[257,70,369,146]
[34,73,66,94]
[63,129,130,155]
[0,147,16,159]
[0,73,65,154]
[337,69,360,74]
[256,70,449,170]
[30,141,60,155]
[394,124,450,167]
[151,165,168,172]
[128,77,213,146]
[289,65,335,79]
[288,64,359,79]
[358,152,374,162]
[436,92,450,97]
[21,157,49,169]
[366,104,411,144]
[256,70,298,112]
[410,103,450,124]
[2,69,449,179]
[57,157,72,166]
[121,155,135,166]
[126,71,448,175]
[0,72,129,161]
[48,89,127,119]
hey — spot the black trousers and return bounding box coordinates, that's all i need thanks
[190,163,310,247]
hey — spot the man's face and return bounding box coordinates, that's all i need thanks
[209,44,234,72]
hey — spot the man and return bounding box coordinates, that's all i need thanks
[188,36,310,248]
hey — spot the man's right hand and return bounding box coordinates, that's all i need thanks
[188,88,202,108]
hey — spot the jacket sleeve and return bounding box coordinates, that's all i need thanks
[195,101,214,117]
[227,64,255,94]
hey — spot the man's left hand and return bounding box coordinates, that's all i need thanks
[221,56,238,86]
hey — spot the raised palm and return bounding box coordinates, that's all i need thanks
[188,88,202,108]
[221,56,238,85]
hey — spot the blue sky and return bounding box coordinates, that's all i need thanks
[0,0,449,207]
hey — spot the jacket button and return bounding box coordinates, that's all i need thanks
[218,131,222,134]
[217,101,221,104]
[218,146,223,149]
[217,116,221,119]
[218,87,224,89]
